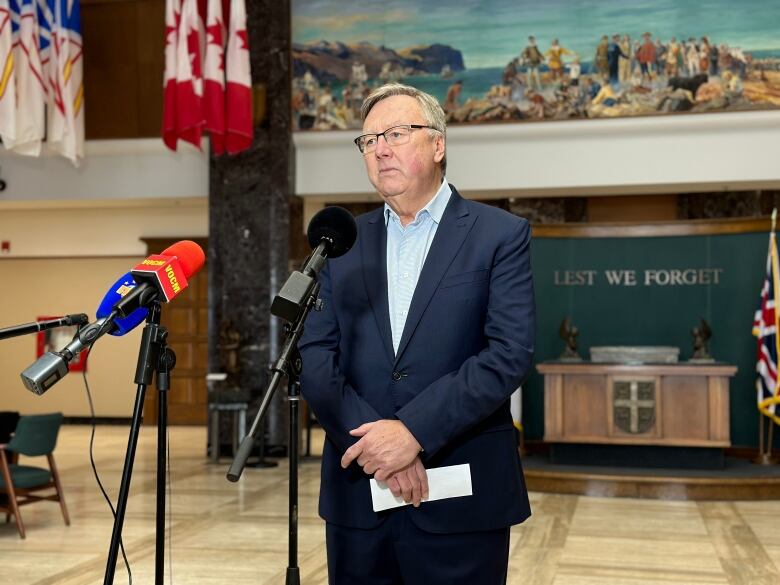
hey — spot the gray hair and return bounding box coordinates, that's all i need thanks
[360,82,447,175]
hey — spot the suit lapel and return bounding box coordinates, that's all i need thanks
[394,189,476,366]
[361,208,395,363]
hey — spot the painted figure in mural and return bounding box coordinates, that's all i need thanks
[718,44,732,74]
[567,56,581,83]
[708,40,720,76]
[699,37,712,76]
[591,82,617,107]
[607,34,628,86]
[503,58,526,100]
[707,38,720,75]
[654,38,667,78]
[503,58,519,86]
[730,46,748,79]
[636,33,657,83]
[545,38,574,82]
[685,39,701,76]
[594,35,610,81]
[444,79,463,112]
[666,37,681,76]
[520,35,544,90]
[618,35,632,83]
[300,82,535,584]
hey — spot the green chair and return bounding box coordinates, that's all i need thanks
[0,413,70,538]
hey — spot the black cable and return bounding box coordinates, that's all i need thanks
[81,342,133,585]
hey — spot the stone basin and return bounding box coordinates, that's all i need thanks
[589,346,680,364]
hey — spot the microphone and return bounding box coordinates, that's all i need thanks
[113,240,205,317]
[20,241,206,395]
[271,206,356,322]
[95,273,149,336]
[0,314,89,341]
[20,316,114,395]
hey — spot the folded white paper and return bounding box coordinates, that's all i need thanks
[369,463,473,512]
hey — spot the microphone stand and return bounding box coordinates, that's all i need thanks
[103,301,176,585]
[227,278,322,585]
[0,314,89,341]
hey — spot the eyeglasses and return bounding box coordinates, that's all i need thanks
[353,124,432,154]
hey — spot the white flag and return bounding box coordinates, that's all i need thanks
[10,0,45,155]
[45,0,84,165]
[0,0,15,147]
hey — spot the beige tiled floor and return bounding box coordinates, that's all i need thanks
[3,425,780,584]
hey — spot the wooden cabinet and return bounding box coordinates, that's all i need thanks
[537,362,737,447]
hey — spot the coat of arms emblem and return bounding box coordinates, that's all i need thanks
[613,380,656,434]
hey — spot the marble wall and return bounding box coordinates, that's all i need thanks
[209,0,292,453]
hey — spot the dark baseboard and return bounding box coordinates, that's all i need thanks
[550,443,725,469]
[522,440,765,462]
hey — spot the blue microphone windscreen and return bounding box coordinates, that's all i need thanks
[96,273,149,336]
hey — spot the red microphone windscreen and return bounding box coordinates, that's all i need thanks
[161,241,206,278]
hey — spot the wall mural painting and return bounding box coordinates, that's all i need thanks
[291,0,780,131]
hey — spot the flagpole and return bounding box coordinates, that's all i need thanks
[769,209,780,464]
[755,209,779,465]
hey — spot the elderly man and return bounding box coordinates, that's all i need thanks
[299,82,535,585]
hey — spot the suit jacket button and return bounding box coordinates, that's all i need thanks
[392,371,402,381]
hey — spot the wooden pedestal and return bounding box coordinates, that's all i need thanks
[537,362,737,447]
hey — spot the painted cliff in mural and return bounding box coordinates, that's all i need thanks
[292,0,780,130]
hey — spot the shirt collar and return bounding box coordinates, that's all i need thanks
[384,179,452,227]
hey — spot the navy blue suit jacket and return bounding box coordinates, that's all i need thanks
[299,187,535,533]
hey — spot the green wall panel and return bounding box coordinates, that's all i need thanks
[526,231,768,447]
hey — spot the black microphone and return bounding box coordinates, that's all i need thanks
[271,206,357,323]
[0,314,89,341]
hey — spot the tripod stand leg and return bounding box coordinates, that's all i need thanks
[286,378,301,585]
[104,384,147,585]
[156,387,168,584]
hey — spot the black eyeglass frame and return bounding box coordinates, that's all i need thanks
[353,124,432,153]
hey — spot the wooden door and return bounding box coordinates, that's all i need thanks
[141,238,209,425]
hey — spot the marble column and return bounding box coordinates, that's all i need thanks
[208,0,291,454]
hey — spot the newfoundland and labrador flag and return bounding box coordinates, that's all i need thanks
[44,0,85,164]
[0,0,15,149]
[3,0,83,164]
[9,0,46,156]
[753,227,780,425]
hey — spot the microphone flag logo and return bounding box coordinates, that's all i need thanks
[131,254,189,302]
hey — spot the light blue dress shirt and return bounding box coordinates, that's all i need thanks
[385,180,452,354]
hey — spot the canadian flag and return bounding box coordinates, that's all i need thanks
[46,0,85,165]
[202,0,225,154]
[225,0,251,154]
[0,0,15,148]
[162,0,180,150]
[163,0,251,154]
[175,0,203,149]
[11,0,46,156]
